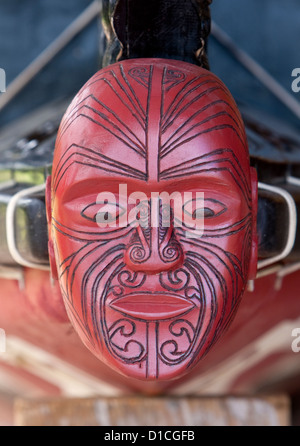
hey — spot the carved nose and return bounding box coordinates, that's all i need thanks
[124,225,183,274]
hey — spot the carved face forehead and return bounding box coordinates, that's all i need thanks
[50,59,255,381]
[53,59,250,190]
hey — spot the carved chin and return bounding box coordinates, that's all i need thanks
[102,305,203,380]
[62,248,244,380]
[71,253,242,380]
[94,278,222,380]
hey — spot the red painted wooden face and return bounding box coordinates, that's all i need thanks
[47,59,257,381]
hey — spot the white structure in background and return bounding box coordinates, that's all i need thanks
[0,328,6,353]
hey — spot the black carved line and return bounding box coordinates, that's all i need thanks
[76,105,146,155]
[184,239,243,308]
[67,113,147,159]
[102,77,146,127]
[52,144,145,188]
[201,217,252,239]
[161,99,240,142]
[76,245,125,319]
[128,66,151,88]
[169,320,195,345]
[164,69,187,92]
[176,214,252,238]
[100,263,148,364]
[81,68,116,88]
[58,242,93,286]
[161,256,216,366]
[159,319,195,364]
[159,156,252,209]
[53,143,145,177]
[159,268,190,292]
[161,75,220,128]
[162,83,220,132]
[184,257,221,368]
[118,270,146,288]
[161,167,252,208]
[52,145,146,193]
[186,251,229,310]
[162,85,223,134]
[58,95,146,150]
[162,80,245,136]
[109,319,146,363]
[160,123,248,159]
[84,69,147,124]
[52,240,96,342]
[181,236,244,277]
[119,64,148,118]
[98,260,127,347]
[162,259,211,366]
[90,255,126,346]
[161,109,246,157]
[53,216,133,241]
[52,220,106,242]
[55,159,145,194]
[160,148,251,200]
[81,253,124,341]
[186,251,231,342]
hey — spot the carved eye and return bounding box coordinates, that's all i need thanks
[134,201,150,227]
[81,201,126,224]
[183,198,226,220]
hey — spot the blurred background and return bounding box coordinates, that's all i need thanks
[1,0,300,130]
[0,0,299,426]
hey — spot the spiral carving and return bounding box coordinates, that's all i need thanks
[159,320,195,364]
[118,270,146,288]
[127,243,149,264]
[128,67,151,87]
[159,268,190,291]
[108,319,146,362]
[161,241,181,263]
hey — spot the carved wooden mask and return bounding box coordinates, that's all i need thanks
[46,59,257,381]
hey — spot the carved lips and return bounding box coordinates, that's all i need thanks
[110,293,195,321]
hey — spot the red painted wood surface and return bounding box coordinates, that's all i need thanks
[47,59,257,382]
[0,267,299,395]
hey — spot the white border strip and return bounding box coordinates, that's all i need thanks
[0,180,15,191]
[6,183,50,270]
[257,182,297,270]
[287,175,300,187]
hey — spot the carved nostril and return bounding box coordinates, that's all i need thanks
[160,240,183,265]
[126,243,149,265]
[124,226,184,274]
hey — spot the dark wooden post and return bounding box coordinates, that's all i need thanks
[100,0,212,69]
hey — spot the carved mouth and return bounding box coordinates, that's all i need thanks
[109,293,195,321]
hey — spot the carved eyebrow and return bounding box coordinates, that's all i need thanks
[52,143,146,195]
[159,148,252,206]
[160,148,246,178]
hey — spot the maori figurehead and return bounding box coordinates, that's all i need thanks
[46,59,257,381]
